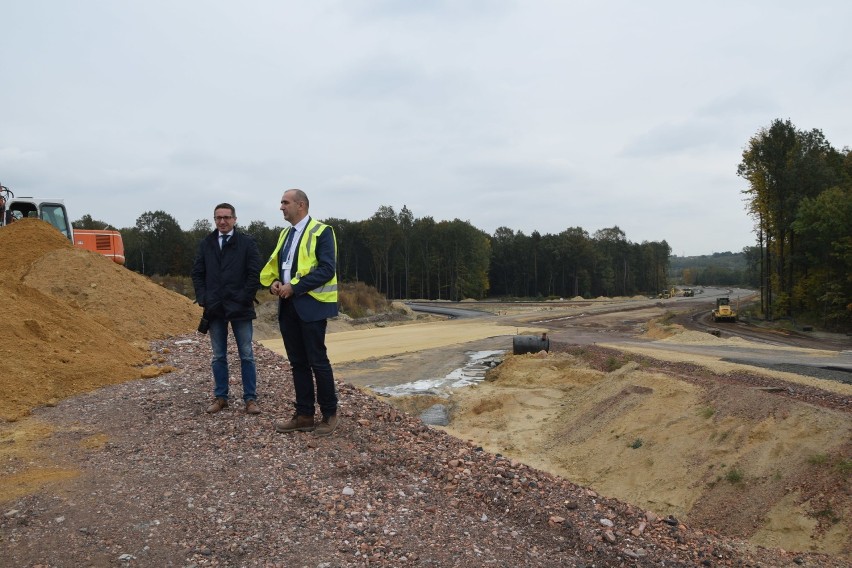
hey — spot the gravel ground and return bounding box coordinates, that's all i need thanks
[0,335,847,568]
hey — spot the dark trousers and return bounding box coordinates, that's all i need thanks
[278,299,337,418]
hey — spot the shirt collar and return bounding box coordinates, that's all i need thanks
[291,216,310,234]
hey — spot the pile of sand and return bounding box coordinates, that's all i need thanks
[0,220,200,421]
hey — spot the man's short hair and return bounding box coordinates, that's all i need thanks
[288,189,309,208]
[214,203,236,216]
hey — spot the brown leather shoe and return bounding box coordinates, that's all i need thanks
[274,413,315,433]
[245,400,261,415]
[206,397,228,413]
[313,414,339,437]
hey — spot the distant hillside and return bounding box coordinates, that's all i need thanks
[669,251,752,286]
[670,251,747,272]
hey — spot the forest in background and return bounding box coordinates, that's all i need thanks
[72,117,850,331]
[75,208,671,302]
[737,119,851,330]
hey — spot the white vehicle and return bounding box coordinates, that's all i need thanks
[1,183,73,241]
[1,181,125,264]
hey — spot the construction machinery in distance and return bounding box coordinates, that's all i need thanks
[1,181,125,264]
[713,297,738,322]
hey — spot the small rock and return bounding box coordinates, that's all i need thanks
[631,521,647,536]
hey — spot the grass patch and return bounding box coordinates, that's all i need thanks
[605,356,625,372]
[699,406,715,419]
[629,438,643,449]
[725,468,744,484]
[807,453,829,466]
[338,281,393,318]
[814,508,840,524]
[659,311,676,324]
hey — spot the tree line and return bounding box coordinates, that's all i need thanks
[738,118,851,330]
[670,251,758,288]
[74,208,671,301]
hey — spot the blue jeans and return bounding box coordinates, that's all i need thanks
[209,318,257,402]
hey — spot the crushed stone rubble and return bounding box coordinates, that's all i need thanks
[0,335,846,567]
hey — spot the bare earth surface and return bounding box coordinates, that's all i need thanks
[1,220,850,567]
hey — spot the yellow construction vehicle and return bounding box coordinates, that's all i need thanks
[712,297,737,322]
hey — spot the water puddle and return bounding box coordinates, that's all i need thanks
[369,349,505,397]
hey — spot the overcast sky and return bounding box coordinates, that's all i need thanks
[2,1,850,256]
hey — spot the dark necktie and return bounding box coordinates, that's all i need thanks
[282,229,295,261]
[220,233,230,249]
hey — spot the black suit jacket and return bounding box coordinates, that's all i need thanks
[191,229,262,321]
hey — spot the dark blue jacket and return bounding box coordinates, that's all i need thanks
[191,229,261,321]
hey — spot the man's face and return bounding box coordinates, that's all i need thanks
[280,191,303,225]
[214,208,236,234]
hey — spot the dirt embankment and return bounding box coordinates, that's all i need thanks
[0,219,201,423]
[437,344,851,557]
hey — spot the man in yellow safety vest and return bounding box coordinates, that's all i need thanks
[261,188,340,437]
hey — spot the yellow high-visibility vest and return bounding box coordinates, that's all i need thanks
[260,218,338,303]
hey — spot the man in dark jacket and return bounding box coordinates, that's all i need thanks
[191,203,263,414]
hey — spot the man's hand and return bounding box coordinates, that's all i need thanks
[270,280,294,299]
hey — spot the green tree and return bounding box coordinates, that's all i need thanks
[411,216,438,299]
[738,119,843,319]
[73,214,116,230]
[791,185,852,328]
[398,205,415,299]
[560,227,594,298]
[242,220,281,262]
[489,226,521,297]
[364,206,400,296]
[135,210,187,276]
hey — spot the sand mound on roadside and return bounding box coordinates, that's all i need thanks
[0,219,200,421]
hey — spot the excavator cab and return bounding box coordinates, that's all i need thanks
[2,182,124,264]
[0,194,73,242]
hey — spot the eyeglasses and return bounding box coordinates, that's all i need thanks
[214,216,234,221]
